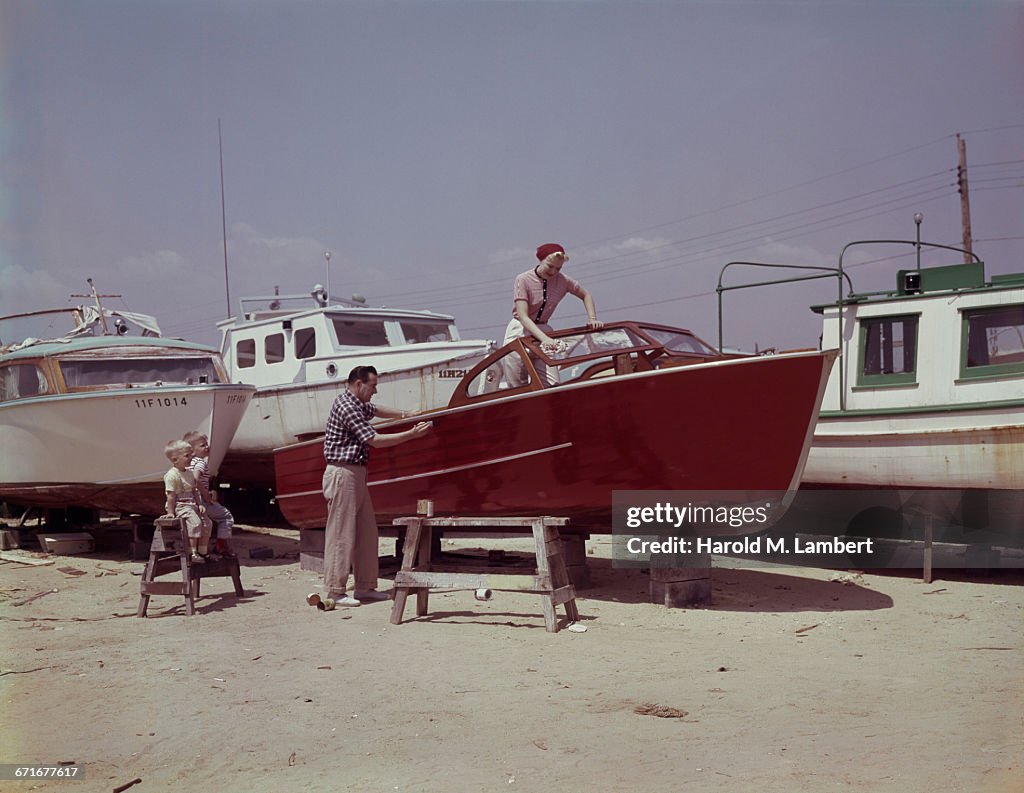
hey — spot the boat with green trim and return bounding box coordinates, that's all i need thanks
[807,241,1024,493]
[718,236,1024,547]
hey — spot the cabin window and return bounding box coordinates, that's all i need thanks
[295,328,316,359]
[961,304,1024,379]
[0,364,48,401]
[236,339,256,369]
[858,315,918,386]
[399,320,454,344]
[60,358,221,387]
[265,333,285,364]
[331,318,389,347]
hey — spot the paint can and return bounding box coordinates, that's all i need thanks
[307,592,335,610]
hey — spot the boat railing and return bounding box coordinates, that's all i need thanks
[717,239,979,412]
[716,261,852,408]
[716,261,852,354]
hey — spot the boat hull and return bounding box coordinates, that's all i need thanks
[805,404,1024,489]
[799,404,1024,547]
[0,384,254,515]
[275,350,835,530]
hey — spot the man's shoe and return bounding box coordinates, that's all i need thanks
[334,595,362,607]
[354,590,390,602]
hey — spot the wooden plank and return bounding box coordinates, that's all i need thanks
[140,581,190,596]
[0,550,55,566]
[541,594,557,632]
[392,516,569,528]
[549,584,577,606]
[394,571,552,591]
[390,518,423,625]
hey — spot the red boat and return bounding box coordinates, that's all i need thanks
[274,322,837,529]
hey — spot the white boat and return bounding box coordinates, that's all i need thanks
[216,286,494,486]
[0,286,255,516]
[807,241,1024,490]
[719,239,1024,547]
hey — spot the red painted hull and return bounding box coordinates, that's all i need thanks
[274,350,835,530]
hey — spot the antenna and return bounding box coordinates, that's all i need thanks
[70,278,120,335]
[219,118,231,317]
[324,251,332,306]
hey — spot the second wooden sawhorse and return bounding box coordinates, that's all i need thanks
[389,514,580,633]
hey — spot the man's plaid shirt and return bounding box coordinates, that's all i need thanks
[323,390,377,465]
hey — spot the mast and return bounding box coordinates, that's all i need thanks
[71,278,120,335]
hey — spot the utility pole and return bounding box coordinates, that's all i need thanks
[956,133,973,263]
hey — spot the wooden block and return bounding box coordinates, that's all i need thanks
[129,540,151,562]
[299,528,326,553]
[650,577,712,608]
[300,551,324,574]
[649,552,711,583]
[650,566,711,583]
[0,529,20,551]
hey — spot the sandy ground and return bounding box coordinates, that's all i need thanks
[1,525,1022,793]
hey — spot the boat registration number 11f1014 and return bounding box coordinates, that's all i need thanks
[134,397,189,408]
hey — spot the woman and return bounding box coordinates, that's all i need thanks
[502,243,602,385]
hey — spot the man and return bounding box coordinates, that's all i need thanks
[317,365,432,607]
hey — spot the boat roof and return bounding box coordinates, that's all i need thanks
[810,260,1024,313]
[1,335,217,362]
[218,289,457,331]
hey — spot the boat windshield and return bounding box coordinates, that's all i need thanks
[460,326,658,398]
[537,327,649,362]
[640,326,718,356]
[331,317,389,347]
[398,319,455,344]
[60,357,222,388]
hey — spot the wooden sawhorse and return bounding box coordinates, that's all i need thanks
[136,517,244,617]
[389,515,580,633]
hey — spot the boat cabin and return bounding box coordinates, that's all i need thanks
[216,290,476,389]
[1,308,227,403]
[814,256,1024,415]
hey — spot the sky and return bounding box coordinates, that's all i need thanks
[2,0,1022,353]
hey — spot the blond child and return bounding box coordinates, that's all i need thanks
[183,430,236,557]
[163,439,213,563]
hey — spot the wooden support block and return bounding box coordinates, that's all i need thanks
[650,578,712,608]
[649,554,712,608]
[0,529,20,551]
